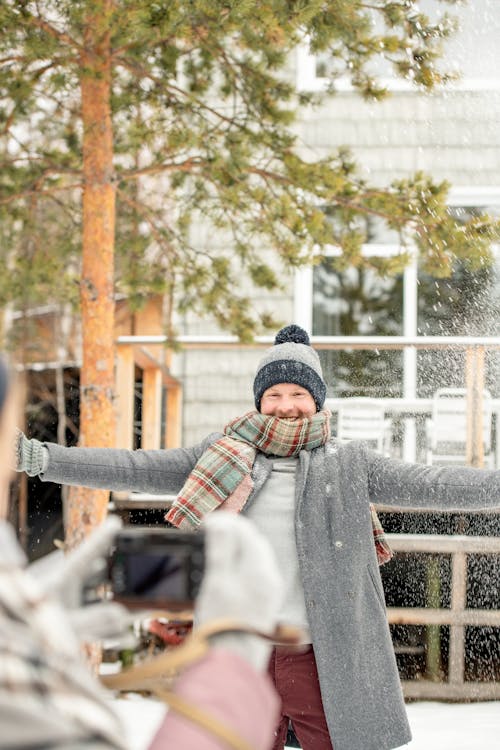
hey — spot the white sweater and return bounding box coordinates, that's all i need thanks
[245,457,311,641]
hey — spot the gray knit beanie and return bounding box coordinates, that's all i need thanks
[253,325,326,412]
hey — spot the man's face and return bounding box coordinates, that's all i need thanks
[260,382,317,418]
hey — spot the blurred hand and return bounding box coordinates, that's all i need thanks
[66,600,134,642]
[29,515,134,642]
[195,512,284,671]
[29,515,122,607]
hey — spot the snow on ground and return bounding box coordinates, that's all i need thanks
[111,695,500,750]
[405,701,500,749]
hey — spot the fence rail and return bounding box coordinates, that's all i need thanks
[386,533,500,700]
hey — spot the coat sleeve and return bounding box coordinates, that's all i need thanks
[40,433,222,494]
[148,648,280,750]
[367,449,500,511]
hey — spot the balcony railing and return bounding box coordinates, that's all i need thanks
[387,533,500,700]
[117,333,500,466]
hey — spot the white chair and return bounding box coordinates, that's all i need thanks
[425,387,495,468]
[335,398,392,456]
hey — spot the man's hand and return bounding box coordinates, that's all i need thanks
[14,429,47,476]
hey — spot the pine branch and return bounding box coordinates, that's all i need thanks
[23,12,82,53]
[0,181,83,206]
[113,55,244,128]
[118,156,207,181]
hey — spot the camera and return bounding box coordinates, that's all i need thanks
[107,527,205,611]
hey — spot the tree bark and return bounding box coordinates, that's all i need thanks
[66,1,115,548]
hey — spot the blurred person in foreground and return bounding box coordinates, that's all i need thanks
[0,357,285,750]
[16,326,500,750]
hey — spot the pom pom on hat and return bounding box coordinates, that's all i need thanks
[253,324,326,411]
[274,324,310,346]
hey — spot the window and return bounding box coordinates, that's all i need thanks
[298,192,500,400]
[417,201,500,398]
[311,213,405,398]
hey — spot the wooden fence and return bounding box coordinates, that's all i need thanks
[386,533,500,700]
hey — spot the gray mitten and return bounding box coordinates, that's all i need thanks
[195,513,284,671]
[31,515,123,609]
[15,428,47,476]
[30,515,135,642]
[67,601,135,642]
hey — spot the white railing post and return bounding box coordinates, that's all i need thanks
[402,253,418,461]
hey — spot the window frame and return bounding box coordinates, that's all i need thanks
[296,40,500,95]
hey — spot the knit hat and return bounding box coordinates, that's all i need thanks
[253,325,326,412]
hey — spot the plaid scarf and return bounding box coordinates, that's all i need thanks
[166,410,393,565]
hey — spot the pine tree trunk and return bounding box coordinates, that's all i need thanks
[66,1,116,548]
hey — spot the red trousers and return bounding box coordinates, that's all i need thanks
[267,645,334,750]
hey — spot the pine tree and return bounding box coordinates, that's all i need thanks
[1,0,498,543]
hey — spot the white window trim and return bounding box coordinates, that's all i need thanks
[296,45,500,94]
[448,186,500,207]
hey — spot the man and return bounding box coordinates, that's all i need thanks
[17,325,500,750]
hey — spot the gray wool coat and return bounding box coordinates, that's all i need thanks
[42,435,500,750]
